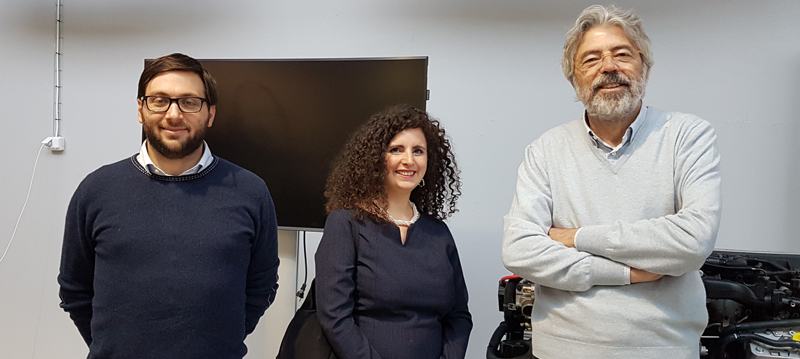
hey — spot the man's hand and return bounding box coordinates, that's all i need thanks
[548,227,578,248]
[630,268,663,283]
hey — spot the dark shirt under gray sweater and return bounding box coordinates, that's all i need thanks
[315,209,472,359]
[58,155,280,359]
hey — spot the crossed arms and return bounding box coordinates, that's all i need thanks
[502,117,722,291]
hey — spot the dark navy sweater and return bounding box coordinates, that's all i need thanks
[315,209,472,359]
[58,156,280,359]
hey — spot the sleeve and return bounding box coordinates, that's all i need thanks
[57,185,95,346]
[502,141,629,292]
[315,211,384,359]
[244,186,280,335]
[574,119,721,276]
[440,229,472,359]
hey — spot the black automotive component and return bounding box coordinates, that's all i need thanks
[488,251,800,359]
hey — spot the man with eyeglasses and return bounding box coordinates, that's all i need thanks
[58,53,280,359]
[503,5,721,359]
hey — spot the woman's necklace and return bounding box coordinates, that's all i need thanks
[380,201,420,227]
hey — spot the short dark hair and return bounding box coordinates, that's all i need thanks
[324,105,461,221]
[137,53,218,106]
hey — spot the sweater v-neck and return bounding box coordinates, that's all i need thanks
[581,107,649,174]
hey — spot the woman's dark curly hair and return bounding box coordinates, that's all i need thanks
[324,105,461,221]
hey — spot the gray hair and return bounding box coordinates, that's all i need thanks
[561,5,654,84]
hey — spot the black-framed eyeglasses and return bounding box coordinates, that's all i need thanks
[140,96,208,113]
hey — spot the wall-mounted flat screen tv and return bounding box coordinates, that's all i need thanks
[158,57,428,230]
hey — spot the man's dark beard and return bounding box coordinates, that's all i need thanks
[143,123,206,160]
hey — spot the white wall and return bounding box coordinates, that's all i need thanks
[1,1,798,358]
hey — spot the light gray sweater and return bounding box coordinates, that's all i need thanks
[503,106,721,359]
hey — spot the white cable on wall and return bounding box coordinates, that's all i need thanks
[0,144,46,265]
[53,0,63,137]
[44,0,66,152]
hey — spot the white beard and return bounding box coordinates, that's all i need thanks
[577,71,646,122]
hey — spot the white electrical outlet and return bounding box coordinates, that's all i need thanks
[42,136,65,151]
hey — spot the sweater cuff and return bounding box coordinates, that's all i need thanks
[623,265,631,285]
[590,256,629,286]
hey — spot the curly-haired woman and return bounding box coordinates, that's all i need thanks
[314,105,472,359]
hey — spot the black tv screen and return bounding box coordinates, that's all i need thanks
[192,57,428,230]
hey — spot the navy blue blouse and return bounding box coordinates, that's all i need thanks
[315,209,472,359]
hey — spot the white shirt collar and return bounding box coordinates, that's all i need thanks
[136,140,214,176]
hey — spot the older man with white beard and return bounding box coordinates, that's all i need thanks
[502,5,721,359]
